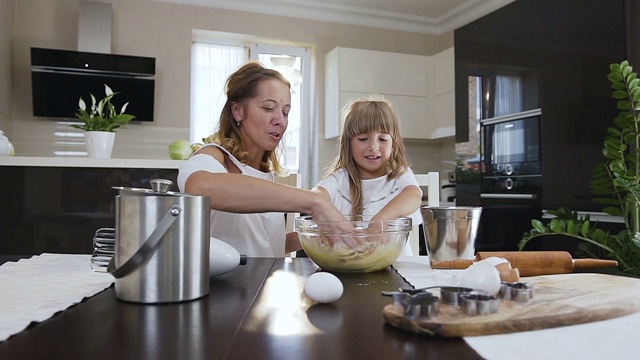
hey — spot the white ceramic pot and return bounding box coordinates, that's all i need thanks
[85,131,115,159]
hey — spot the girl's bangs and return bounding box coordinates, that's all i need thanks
[345,102,394,136]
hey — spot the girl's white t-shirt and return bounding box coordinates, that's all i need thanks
[177,144,286,257]
[316,168,423,255]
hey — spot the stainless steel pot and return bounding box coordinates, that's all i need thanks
[107,179,210,304]
[420,206,482,262]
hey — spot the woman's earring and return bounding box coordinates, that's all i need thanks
[236,120,240,127]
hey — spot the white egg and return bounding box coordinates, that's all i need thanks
[482,256,509,267]
[460,259,502,296]
[304,272,344,303]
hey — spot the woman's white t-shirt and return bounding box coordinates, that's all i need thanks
[177,144,286,257]
[316,167,423,255]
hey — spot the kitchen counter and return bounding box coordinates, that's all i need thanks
[0,156,184,169]
[0,257,482,360]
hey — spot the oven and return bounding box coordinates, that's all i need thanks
[477,108,543,251]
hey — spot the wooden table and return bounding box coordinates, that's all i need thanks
[0,257,482,359]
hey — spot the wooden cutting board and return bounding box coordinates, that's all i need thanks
[383,273,640,337]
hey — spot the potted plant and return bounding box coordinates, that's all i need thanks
[519,61,640,276]
[71,84,135,158]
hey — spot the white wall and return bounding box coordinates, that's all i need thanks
[0,0,13,133]
[8,0,455,185]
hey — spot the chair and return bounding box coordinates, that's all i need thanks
[274,173,301,233]
[409,172,440,255]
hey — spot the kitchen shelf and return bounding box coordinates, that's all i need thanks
[0,156,184,169]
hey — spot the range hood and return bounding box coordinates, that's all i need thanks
[78,1,112,53]
[29,1,156,122]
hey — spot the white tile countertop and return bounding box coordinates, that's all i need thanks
[0,156,185,169]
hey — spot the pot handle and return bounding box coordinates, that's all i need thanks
[107,204,182,278]
[420,207,435,222]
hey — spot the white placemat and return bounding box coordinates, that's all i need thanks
[392,255,640,359]
[0,253,114,342]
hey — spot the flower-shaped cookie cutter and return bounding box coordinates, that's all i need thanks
[439,286,475,306]
[404,292,440,320]
[460,292,500,316]
[499,281,534,303]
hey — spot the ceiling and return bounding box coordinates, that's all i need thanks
[150,0,516,35]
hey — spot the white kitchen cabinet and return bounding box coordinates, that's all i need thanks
[324,47,455,140]
[324,47,428,139]
[328,48,428,96]
[426,47,455,139]
[430,47,455,94]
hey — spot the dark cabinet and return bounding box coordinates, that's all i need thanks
[0,166,178,255]
[454,0,626,250]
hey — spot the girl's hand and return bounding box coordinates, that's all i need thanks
[309,199,367,248]
[364,220,390,246]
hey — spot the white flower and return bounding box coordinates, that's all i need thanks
[72,84,135,132]
[90,94,97,115]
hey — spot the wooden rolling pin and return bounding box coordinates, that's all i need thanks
[430,251,619,276]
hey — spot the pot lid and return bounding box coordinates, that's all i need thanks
[113,179,182,196]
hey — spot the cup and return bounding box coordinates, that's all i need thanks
[420,206,482,262]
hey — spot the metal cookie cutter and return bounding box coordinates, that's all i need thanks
[500,282,534,303]
[381,285,441,297]
[439,286,475,306]
[460,292,500,316]
[389,291,411,308]
[403,293,440,320]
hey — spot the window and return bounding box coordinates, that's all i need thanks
[469,66,538,121]
[191,35,311,187]
[251,44,310,180]
[190,43,246,145]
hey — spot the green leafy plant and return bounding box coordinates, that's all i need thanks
[70,84,135,132]
[519,61,640,276]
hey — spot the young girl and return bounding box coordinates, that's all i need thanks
[313,96,423,254]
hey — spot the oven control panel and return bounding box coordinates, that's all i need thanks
[480,174,542,198]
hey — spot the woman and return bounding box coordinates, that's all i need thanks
[178,62,346,257]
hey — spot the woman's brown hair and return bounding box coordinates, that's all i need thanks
[204,61,290,174]
[326,95,411,216]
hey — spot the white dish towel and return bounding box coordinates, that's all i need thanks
[0,253,114,342]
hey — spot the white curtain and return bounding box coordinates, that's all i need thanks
[492,75,525,162]
[190,43,246,144]
[494,75,523,117]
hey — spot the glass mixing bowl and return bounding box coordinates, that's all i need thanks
[295,215,412,273]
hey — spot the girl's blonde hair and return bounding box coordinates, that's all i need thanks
[204,61,290,174]
[326,95,411,215]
